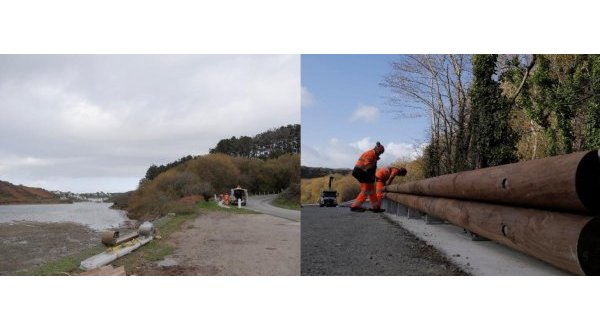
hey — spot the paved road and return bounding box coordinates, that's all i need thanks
[246,194,300,222]
[301,206,466,275]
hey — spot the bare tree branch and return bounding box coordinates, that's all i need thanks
[509,54,537,105]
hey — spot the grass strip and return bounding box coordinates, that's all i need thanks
[271,197,301,211]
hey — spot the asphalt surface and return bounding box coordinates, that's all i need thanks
[301,206,466,275]
[246,194,300,222]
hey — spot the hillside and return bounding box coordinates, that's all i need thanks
[128,153,300,219]
[124,124,301,219]
[0,180,65,204]
[301,166,351,179]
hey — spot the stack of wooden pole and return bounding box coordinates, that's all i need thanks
[383,150,600,275]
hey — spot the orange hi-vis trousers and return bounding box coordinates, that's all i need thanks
[373,180,385,209]
[351,183,378,209]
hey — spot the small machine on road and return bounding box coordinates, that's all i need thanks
[319,176,338,207]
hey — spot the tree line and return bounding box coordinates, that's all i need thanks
[382,54,600,177]
[300,166,351,179]
[129,153,300,219]
[209,124,300,159]
[127,124,301,219]
[143,124,300,182]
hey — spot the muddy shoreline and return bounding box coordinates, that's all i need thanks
[0,217,139,275]
[0,221,100,275]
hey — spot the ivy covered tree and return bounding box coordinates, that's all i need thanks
[513,55,600,156]
[581,55,600,150]
[468,54,518,168]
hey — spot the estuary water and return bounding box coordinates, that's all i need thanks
[0,202,128,231]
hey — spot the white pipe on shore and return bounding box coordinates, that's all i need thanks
[80,236,153,270]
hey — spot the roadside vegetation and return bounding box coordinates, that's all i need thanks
[382,54,600,177]
[127,153,299,220]
[303,55,600,202]
[300,158,425,204]
[272,183,300,210]
[119,125,300,220]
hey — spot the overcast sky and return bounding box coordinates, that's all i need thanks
[0,55,300,193]
[301,55,428,169]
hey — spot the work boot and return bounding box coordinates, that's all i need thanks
[371,208,385,213]
[350,206,366,212]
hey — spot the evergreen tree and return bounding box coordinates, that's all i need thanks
[209,124,300,159]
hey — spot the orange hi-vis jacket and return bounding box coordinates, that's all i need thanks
[355,149,377,171]
[376,167,398,183]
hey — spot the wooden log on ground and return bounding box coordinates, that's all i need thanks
[385,150,600,214]
[384,192,600,275]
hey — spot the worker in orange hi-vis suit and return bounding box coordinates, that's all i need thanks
[350,142,385,212]
[374,166,407,210]
[224,193,230,206]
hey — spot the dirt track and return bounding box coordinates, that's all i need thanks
[301,206,466,275]
[139,212,300,275]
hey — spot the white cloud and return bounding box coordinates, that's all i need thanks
[301,86,314,107]
[302,139,358,169]
[350,105,379,122]
[302,136,424,169]
[350,137,374,151]
[385,142,427,163]
[0,55,300,192]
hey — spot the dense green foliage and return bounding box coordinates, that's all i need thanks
[468,54,517,168]
[517,55,600,156]
[209,124,300,159]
